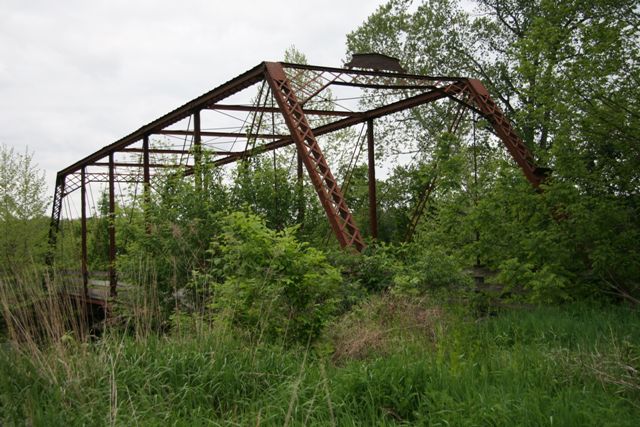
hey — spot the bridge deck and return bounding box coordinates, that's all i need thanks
[64,279,132,307]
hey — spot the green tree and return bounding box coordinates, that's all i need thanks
[0,144,47,272]
[347,0,640,301]
[231,155,298,230]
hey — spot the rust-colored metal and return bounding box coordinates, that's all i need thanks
[193,110,202,191]
[143,135,151,234]
[280,62,461,82]
[56,63,266,179]
[264,61,366,251]
[346,53,406,73]
[121,147,190,155]
[80,167,88,297]
[296,150,305,225]
[142,136,150,192]
[155,130,287,139]
[108,153,117,298]
[92,161,186,168]
[208,104,358,117]
[213,83,466,167]
[367,119,378,239]
[47,59,544,278]
[462,79,545,188]
[45,175,65,271]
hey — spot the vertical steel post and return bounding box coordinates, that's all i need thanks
[367,119,378,239]
[296,150,304,225]
[142,135,151,234]
[472,113,481,266]
[108,153,117,297]
[44,175,66,291]
[46,175,66,269]
[193,109,202,191]
[80,167,88,298]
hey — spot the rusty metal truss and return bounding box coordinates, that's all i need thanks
[47,58,546,295]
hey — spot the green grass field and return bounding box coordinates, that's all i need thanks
[1,298,638,426]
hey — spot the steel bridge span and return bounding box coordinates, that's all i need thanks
[46,54,546,301]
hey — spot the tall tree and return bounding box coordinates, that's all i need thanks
[346,0,640,301]
[0,144,47,271]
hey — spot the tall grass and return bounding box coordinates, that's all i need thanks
[0,266,92,349]
[2,273,639,426]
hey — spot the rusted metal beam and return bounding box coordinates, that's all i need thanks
[331,81,433,90]
[281,62,464,82]
[80,167,88,297]
[92,162,184,168]
[213,83,464,166]
[57,62,265,178]
[45,175,65,269]
[115,148,242,156]
[207,104,359,117]
[82,169,189,183]
[296,151,304,225]
[155,130,287,139]
[367,119,378,239]
[142,136,151,189]
[121,148,190,155]
[142,135,151,234]
[108,153,117,298]
[463,79,545,187]
[265,61,365,252]
[194,109,202,191]
[84,176,145,183]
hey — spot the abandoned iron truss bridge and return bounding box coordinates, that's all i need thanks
[47,55,546,301]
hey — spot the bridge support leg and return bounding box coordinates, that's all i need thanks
[81,167,88,298]
[108,153,117,297]
[367,119,378,240]
[45,176,65,273]
[296,151,304,225]
[193,109,202,192]
[143,135,151,234]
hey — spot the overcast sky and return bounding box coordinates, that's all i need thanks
[0,0,383,192]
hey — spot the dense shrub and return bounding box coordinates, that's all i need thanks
[203,211,342,344]
[331,243,401,293]
[332,242,471,297]
[391,243,473,296]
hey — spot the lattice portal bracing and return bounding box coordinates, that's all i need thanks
[265,62,365,251]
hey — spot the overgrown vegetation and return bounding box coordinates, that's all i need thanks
[199,211,342,344]
[1,293,639,425]
[346,0,640,303]
[1,0,639,424]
